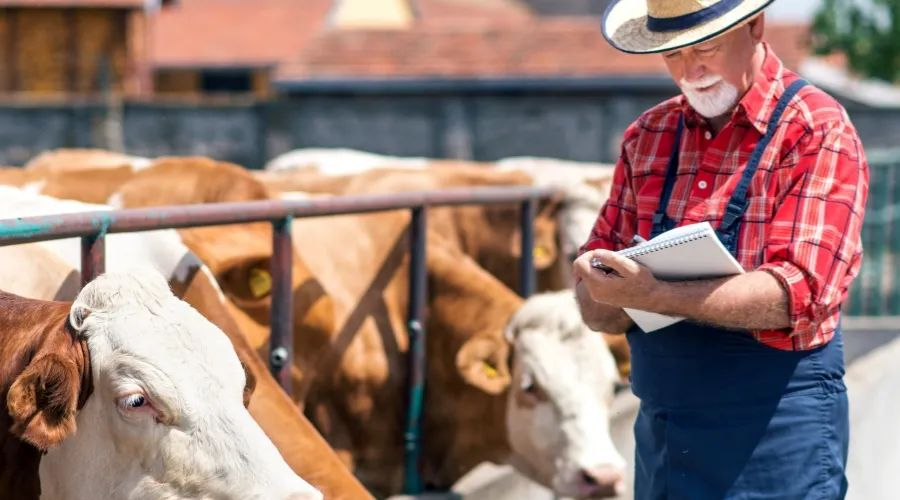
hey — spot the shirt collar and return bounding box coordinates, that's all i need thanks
[680,42,787,135]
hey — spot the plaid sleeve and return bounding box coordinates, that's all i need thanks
[579,122,641,255]
[758,120,869,344]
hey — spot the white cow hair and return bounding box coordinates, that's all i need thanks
[264,147,429,174]
[69,266,172,333]
[505,289,596,344]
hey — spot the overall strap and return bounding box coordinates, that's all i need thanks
[651,115,684,237]
[718,78,808,238]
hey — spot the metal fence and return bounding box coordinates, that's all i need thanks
[846,149,900,317]
[0,186,555,495]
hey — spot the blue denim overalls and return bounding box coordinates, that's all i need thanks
[628,79,850,499]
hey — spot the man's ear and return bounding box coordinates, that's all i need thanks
[456,337,511,395]
[749,12,765,43]
[7,354,82,451]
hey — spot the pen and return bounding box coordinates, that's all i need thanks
[589,234,648,273]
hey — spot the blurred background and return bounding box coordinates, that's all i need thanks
[1,1,899,498]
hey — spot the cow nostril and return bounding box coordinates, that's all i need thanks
[579,466,625,497]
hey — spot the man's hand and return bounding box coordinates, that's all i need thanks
[573,249,659,310]
[574,248,792,331]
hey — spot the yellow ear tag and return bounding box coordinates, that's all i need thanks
[482,361,499,379]
[248,268,272,298]
[533,246,549,260]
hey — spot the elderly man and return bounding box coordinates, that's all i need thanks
[574,1,868,498]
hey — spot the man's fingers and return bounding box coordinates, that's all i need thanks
[590,249,638,276]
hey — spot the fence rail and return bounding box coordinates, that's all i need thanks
[846,150,900,316]
[0,185,555,495]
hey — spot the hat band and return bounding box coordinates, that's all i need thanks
[646,0,743,32]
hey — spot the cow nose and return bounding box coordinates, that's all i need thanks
[579,465,625,498]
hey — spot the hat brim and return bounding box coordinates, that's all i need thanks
[602,0,775,54]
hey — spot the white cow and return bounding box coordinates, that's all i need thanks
[264,147,428,174]
[505,290,626,498]
[8,268,322,499]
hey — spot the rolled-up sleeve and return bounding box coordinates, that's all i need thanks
[758,120,869,343]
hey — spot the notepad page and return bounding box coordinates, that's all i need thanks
[630,232,745,281]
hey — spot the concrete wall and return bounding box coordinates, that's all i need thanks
[0,88,896,169]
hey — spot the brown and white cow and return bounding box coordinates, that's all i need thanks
[0,187,373,500]
[0,267,321,499]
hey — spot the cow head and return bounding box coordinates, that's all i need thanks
[504,290,625,499]
[18,268,321,499]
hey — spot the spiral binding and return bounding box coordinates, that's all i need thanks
[619,227,712,259]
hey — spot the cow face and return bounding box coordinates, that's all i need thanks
[504,291,625,499]
[31,269,322,500]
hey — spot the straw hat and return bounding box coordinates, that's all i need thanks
[602,0,775,54]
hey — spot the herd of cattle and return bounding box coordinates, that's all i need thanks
[0,147,897,499]
[0,148,636,499]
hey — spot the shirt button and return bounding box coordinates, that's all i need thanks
[704,130,712,140]
[698,180,708,189]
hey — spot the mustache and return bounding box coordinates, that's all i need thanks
[679,75,723,90]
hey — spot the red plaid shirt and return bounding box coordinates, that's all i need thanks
[580,44,869,351]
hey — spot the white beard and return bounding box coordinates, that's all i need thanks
[679,75,740,118]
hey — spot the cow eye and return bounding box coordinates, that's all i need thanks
[520,372,537,393]
[117,393,147,411]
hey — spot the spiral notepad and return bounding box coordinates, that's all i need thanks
[612,221,746,332]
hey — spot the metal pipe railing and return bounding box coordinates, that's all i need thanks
[270,216,295,393]
[0,185,556,495]
[519,197,537,298]
[404,206,428,494]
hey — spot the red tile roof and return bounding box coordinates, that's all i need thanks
[277,17,669,80]
[0,0,146,6]
[276,20,813,82]
[415,0,533,27]
[150,0,333,69]
[148,0,813,82]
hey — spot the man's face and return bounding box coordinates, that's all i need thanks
[662,16,764,119]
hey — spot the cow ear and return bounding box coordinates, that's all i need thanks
[456,337,511,395]
[7,354,81,450]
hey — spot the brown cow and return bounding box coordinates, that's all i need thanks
[24,148,150,172]
[109,157,337,403]
[259,164,565,292]
[0,165,136,204]
[261,164,632,380]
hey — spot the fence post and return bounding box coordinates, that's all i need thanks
[270,216,294,393]
[403,206,428,494]
[519,198,536,297]
[80,233,106,287]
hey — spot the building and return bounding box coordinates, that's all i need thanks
[0,0,171,97]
